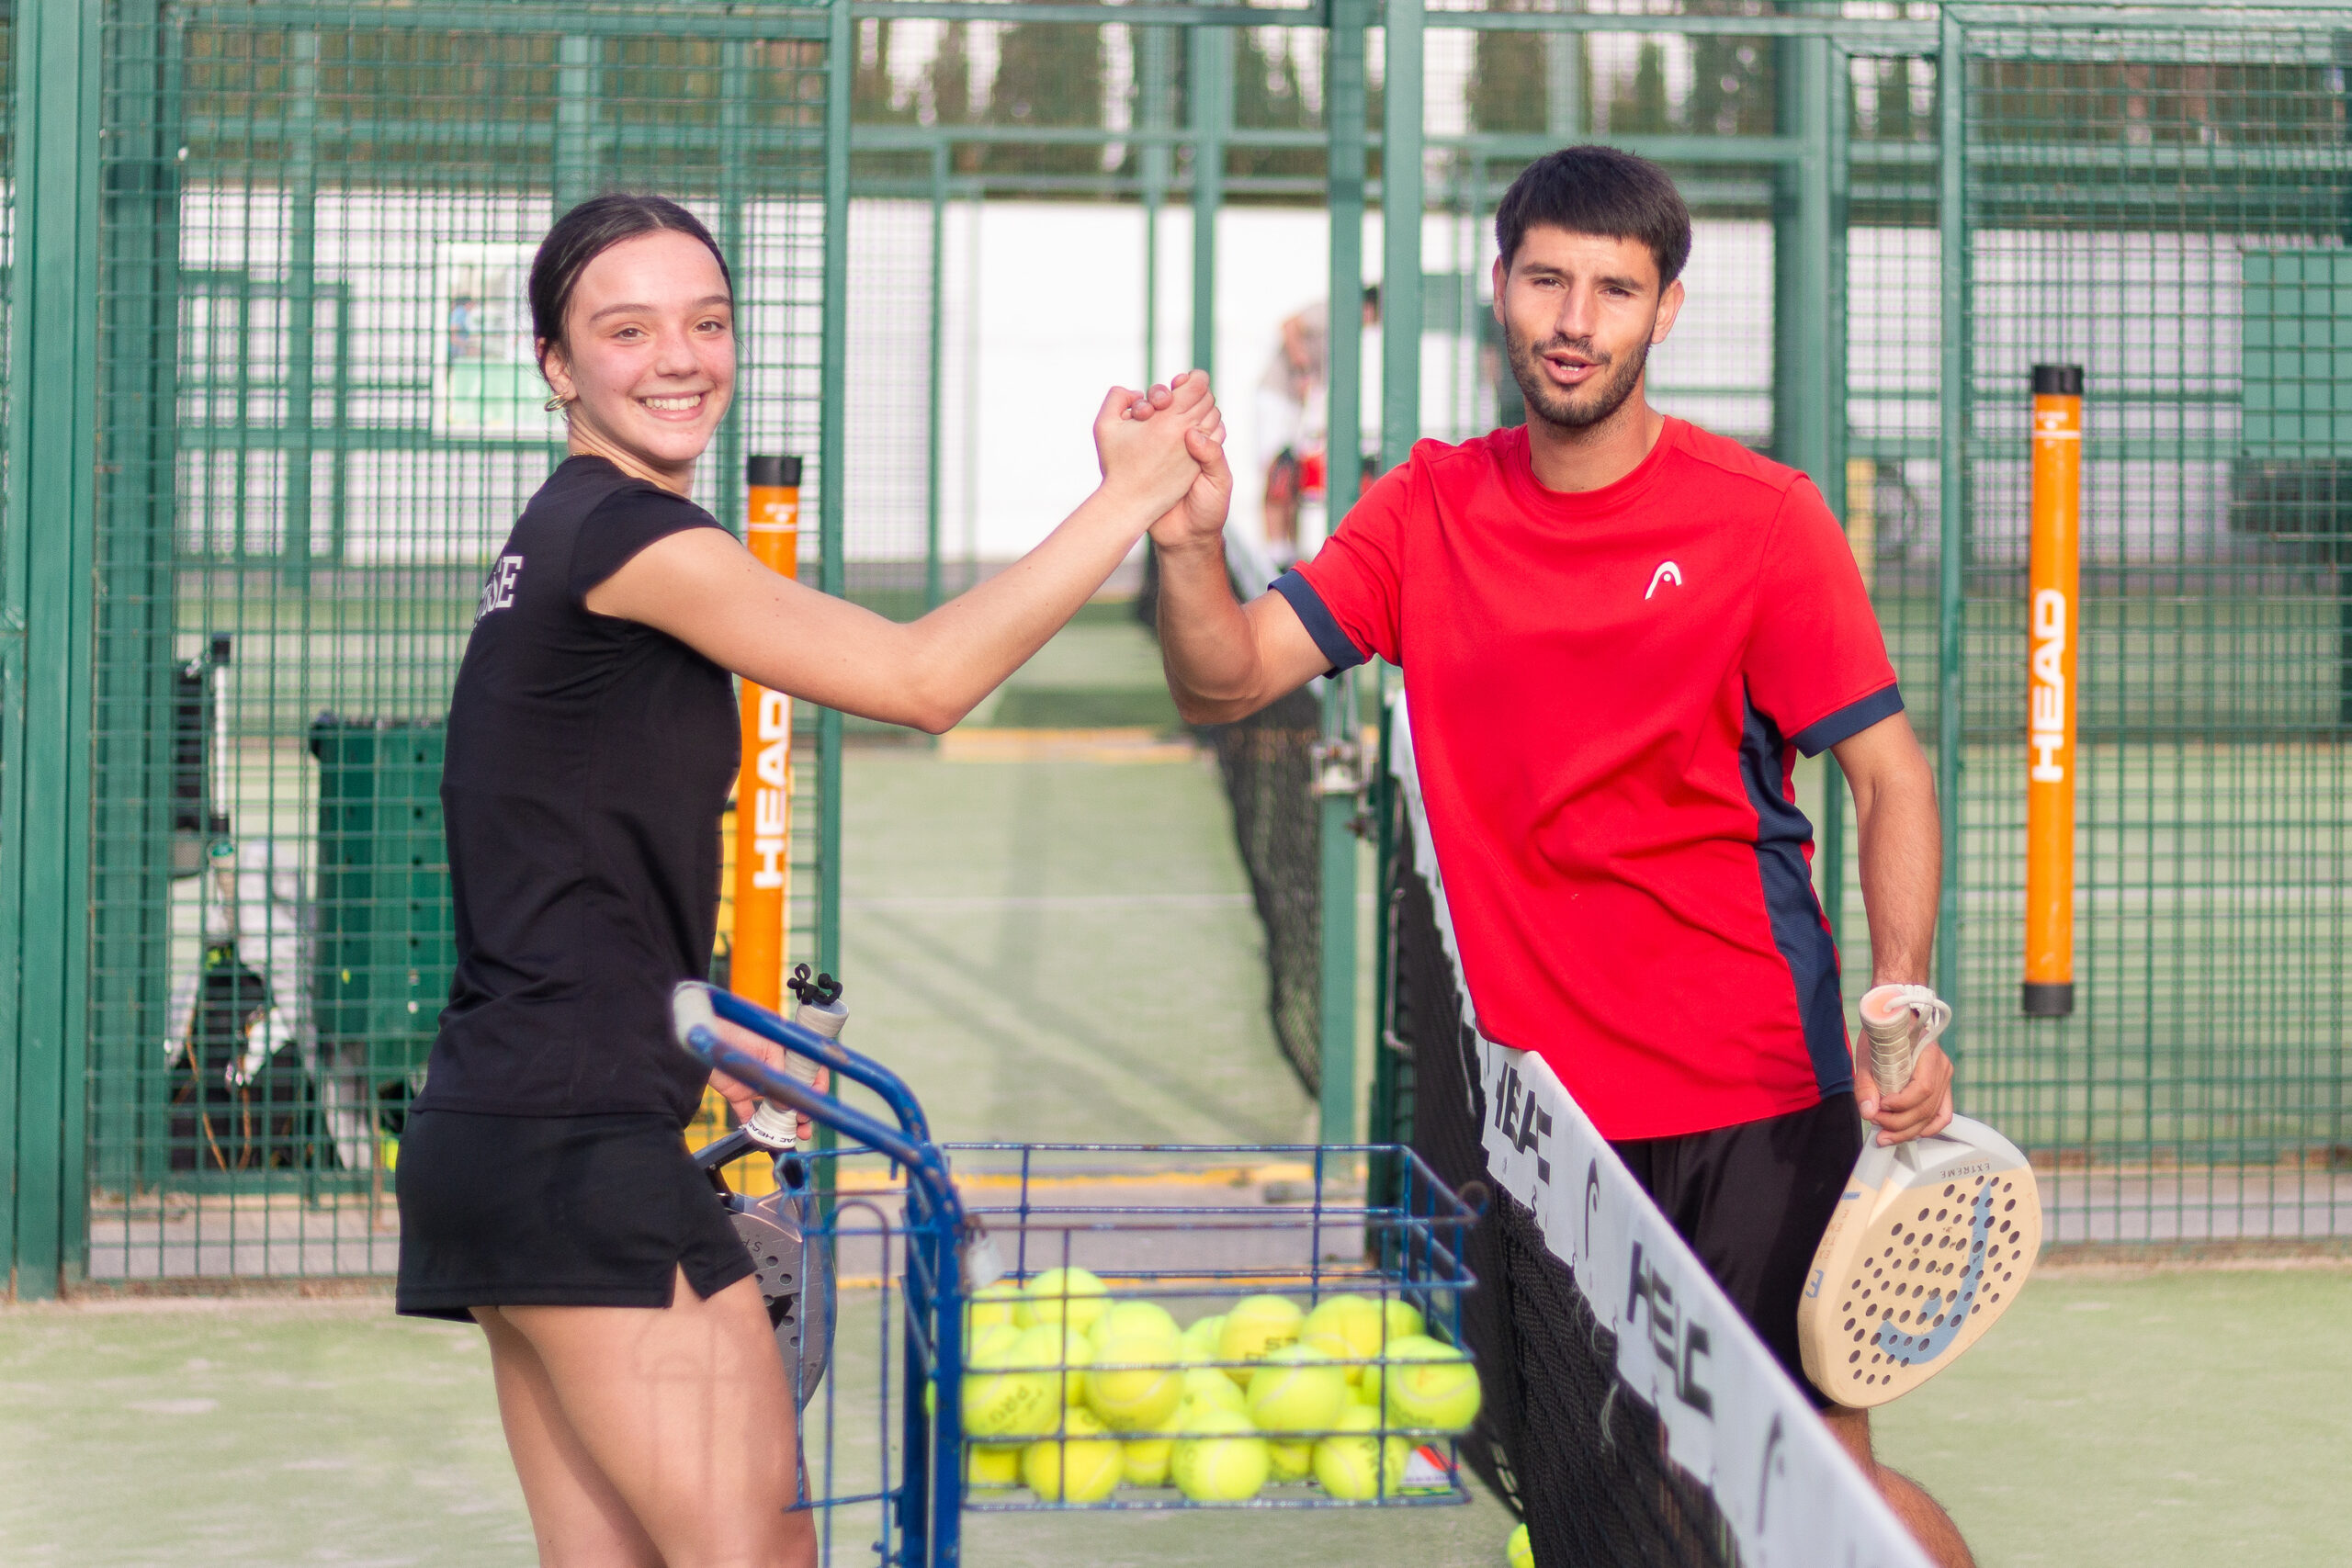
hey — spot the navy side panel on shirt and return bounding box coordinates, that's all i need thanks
[420,456,738,1125]
[1737,689,1854,1099]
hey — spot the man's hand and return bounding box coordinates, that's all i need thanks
[707,1016,826,1143]
[1858,1038,1954,1145]
[1093,371,1222,522]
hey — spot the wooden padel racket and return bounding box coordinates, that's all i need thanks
[1798,984,2042,1408]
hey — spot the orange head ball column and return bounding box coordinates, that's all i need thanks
[731,456,802,1012]
[2024,367,2081,1018]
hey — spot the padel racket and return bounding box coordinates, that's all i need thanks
[1798,984,2042,1408]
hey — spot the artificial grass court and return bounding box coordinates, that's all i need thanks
[2,1266,2343,1565]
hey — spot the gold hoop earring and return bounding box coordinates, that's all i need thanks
[542,393,570,414]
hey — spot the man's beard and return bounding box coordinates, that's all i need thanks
[1504,316,1653,433]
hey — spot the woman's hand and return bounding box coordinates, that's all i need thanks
[1094,371,1221,520]
[707,1016,829,1142]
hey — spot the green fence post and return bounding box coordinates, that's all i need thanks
[1382,0,1423,475]
[1139,23,1172,380]
[554,34,597,215]
[1934,8,1968,1015]
[927,142,947,611]
[1189,15,1228,377]
[90,0,185,1205]
[1,0,103,1299]
[818,0,853,984]
[281,29,317,589]
[1318,0,1371,1148]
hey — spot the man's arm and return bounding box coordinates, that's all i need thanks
[1831,710,1953,1144]
[1152,537,1331,724]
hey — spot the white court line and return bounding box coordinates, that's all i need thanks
[844,892,1252,912]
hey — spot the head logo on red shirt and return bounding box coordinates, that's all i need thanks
[1645,560,1684,600]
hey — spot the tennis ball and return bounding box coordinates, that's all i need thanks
[1022,1407,1124,1504]
[1312,1404,1408,1501]
[1179,1314,1226,1366]
[1181,1366,1248,1417]
[1020,1268,1111,1335]
[1216,1294,1304,1385]
[1300,1294,1385,1382]
[968,1323,1023,1367]
[1244,1345,1348,1438]
[1085,1331,1185,1433]
[1378,1337,1481,1435]
[1088,1301,1182,1353]
[1122,1436,1173,1487]
[1383,1298,1426,1344]
[962,1331,1062,1439]
[964,1443,1023,1489]
[1360,1333,1446,1415]
[1267,1439,1313,1481]
[965,1280,1026,1340]
[1170,1405,1271,1502]
[1011,1323,1093,1408]
[1507,1521,1534,1568]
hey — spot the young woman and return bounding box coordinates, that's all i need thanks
[394,192,1223,1568]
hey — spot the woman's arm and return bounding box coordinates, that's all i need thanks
[587,378,1224,734]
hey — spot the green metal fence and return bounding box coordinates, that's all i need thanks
[8,0,2352,1295]
[37,0,842,1292]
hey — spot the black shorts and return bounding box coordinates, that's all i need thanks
[1611,1092,1863,1410]
[394,1109,753,1322]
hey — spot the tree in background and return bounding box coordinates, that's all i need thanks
[854,17,917,126]
[1608,40,1671,134]
[1230,28,1320,183]
[1466,0,1547,136]
[1682,36,1773,138]
[982,6,1108,178]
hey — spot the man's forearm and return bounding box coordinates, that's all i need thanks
[1851,767,1941,987]
[1153,537,1262,717]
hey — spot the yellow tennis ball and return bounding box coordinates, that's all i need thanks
[964,1442,1023,1489]
[1085,1331,1185,1433]
[1299,1295,1385,1383]
[1267,1438,1313,1481]
[1216,1294,1304,1386]
[967,1323,1023,1367]
[1312,1404,1409,1500]
[1022,1407,1123,1503]
[1122,1436,1173,1487]
[1380,1337,1481,1434]
[965,1280,1025,1340]
[1360,1333,1445,1416]
[1170,1405,1271,1502]
[1088,1301,1181,1353]
[1181,1366,1248,1417]
[1507,1521,1533,1568]
[1020,1268,1111,1335]
[962,1332,1061,1439]
[1179,1314,1225,1366]
[1011,1323,1093,1408]
[1383,1298,1426,1344]
[1244,1345,1348,1438]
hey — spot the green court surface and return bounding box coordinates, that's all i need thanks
[2,1265,2344,1566]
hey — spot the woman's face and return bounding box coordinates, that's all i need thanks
[541,229,735,487]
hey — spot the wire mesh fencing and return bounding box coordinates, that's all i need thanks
[83,2,832,1283]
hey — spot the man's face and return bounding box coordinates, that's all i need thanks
[1490,225,1684,433]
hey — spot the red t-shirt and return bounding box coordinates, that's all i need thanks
[1282,419,1900,1140]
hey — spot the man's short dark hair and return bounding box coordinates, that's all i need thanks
[1493,146,1692,288]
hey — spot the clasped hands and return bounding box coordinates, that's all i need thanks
[1092,371,1235,549]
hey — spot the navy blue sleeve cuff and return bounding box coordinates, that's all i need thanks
[1270,570,1371,675]
[1791,682,1905,756]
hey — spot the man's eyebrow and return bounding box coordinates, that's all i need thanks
[585,294,733,322]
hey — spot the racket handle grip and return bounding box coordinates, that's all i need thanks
[1859,985,1923,1096]
[747,995,848,1148]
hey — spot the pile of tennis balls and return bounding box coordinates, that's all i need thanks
[957,1269,1483,1505]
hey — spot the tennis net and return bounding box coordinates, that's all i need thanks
[1138,538,1325,1094]
[1379,694,1935,1568]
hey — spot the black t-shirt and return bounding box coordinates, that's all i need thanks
[418,456,739,1124]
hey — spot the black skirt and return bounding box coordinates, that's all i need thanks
[395,1109,753,1321]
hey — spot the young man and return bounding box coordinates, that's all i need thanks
[1145,146,1973,1568]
